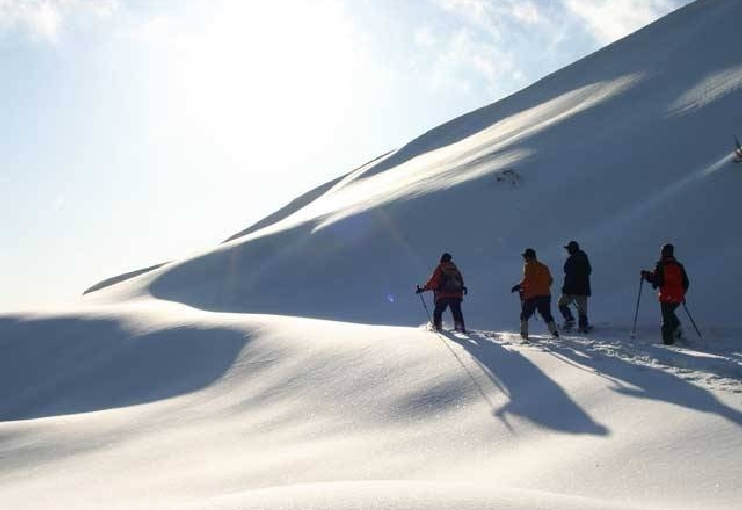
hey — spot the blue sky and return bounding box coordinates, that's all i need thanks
[0,0,692,310]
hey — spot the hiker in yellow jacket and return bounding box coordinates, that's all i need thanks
[511,248,559,340]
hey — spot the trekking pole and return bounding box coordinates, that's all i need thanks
[682,301,703,341]
[417,288,432,326]
[630,274,644,339]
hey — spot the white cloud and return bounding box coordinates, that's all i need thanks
[116,15,172,43]
[425,28,518,95]
[512,1,544,25]
[414,26,437,48]
[422,0,550,96]
[436,0,491,22]
[434,0,545,33]
[563,0,677,45]
[0,0,118,42]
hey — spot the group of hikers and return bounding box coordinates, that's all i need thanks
[416,241,690,345]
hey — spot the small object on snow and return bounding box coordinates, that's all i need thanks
[495,168,521,186]
[734,136,742,163]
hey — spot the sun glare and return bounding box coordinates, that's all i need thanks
[161,1,360,154]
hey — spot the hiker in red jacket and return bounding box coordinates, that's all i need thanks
[417,253,468,333]
[641,243,690,344]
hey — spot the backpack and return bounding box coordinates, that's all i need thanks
[439,264,463,293]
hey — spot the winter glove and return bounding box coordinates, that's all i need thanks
[415,285,424,294]
[463,286,468,295]
[511,284,521,293]
[640,270,651,282]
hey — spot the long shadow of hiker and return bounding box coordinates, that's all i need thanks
[444,332,608,435]
[535,336,742,427]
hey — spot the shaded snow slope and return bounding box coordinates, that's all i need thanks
[87,0,742,333]
[0,304,739,509]
[83,262,169,296]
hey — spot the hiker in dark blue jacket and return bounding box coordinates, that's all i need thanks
[557,241,592,332]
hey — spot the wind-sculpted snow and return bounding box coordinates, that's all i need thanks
[669,63,742,115]
[183,481,658,510]
[0,309,249,421]
[0,307,739,509]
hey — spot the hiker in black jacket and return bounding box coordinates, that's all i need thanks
[557,241,592,332]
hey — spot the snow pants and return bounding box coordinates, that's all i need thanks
[557,294,589,328]
[521,295,555,323]
[660,301,681,344]
[433,297,465,331]
[520,295,558,338]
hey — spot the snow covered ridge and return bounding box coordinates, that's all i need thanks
[79,0,742,334]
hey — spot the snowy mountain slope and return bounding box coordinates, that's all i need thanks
[0,304,740,510]
[82,0,742,333]
[223,149,395,244]
[2,1,742,509]
[79,151,395,297]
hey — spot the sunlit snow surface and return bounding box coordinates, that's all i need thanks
[3,0,742,509]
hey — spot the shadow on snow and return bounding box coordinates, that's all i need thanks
[0,316,248,422]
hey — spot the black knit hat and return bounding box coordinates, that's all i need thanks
[440,253,452,263]
[661,243,674,257]
[521,248,536,258]
[564,241,580,252]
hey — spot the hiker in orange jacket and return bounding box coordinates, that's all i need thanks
[641,243,689,344]
[511,248,559,340]
[417,253,468,333]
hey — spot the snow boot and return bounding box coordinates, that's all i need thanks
[547,320,559,338]
[520,320,529,341]
[559,305,574,329]
[661,325,674,345]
